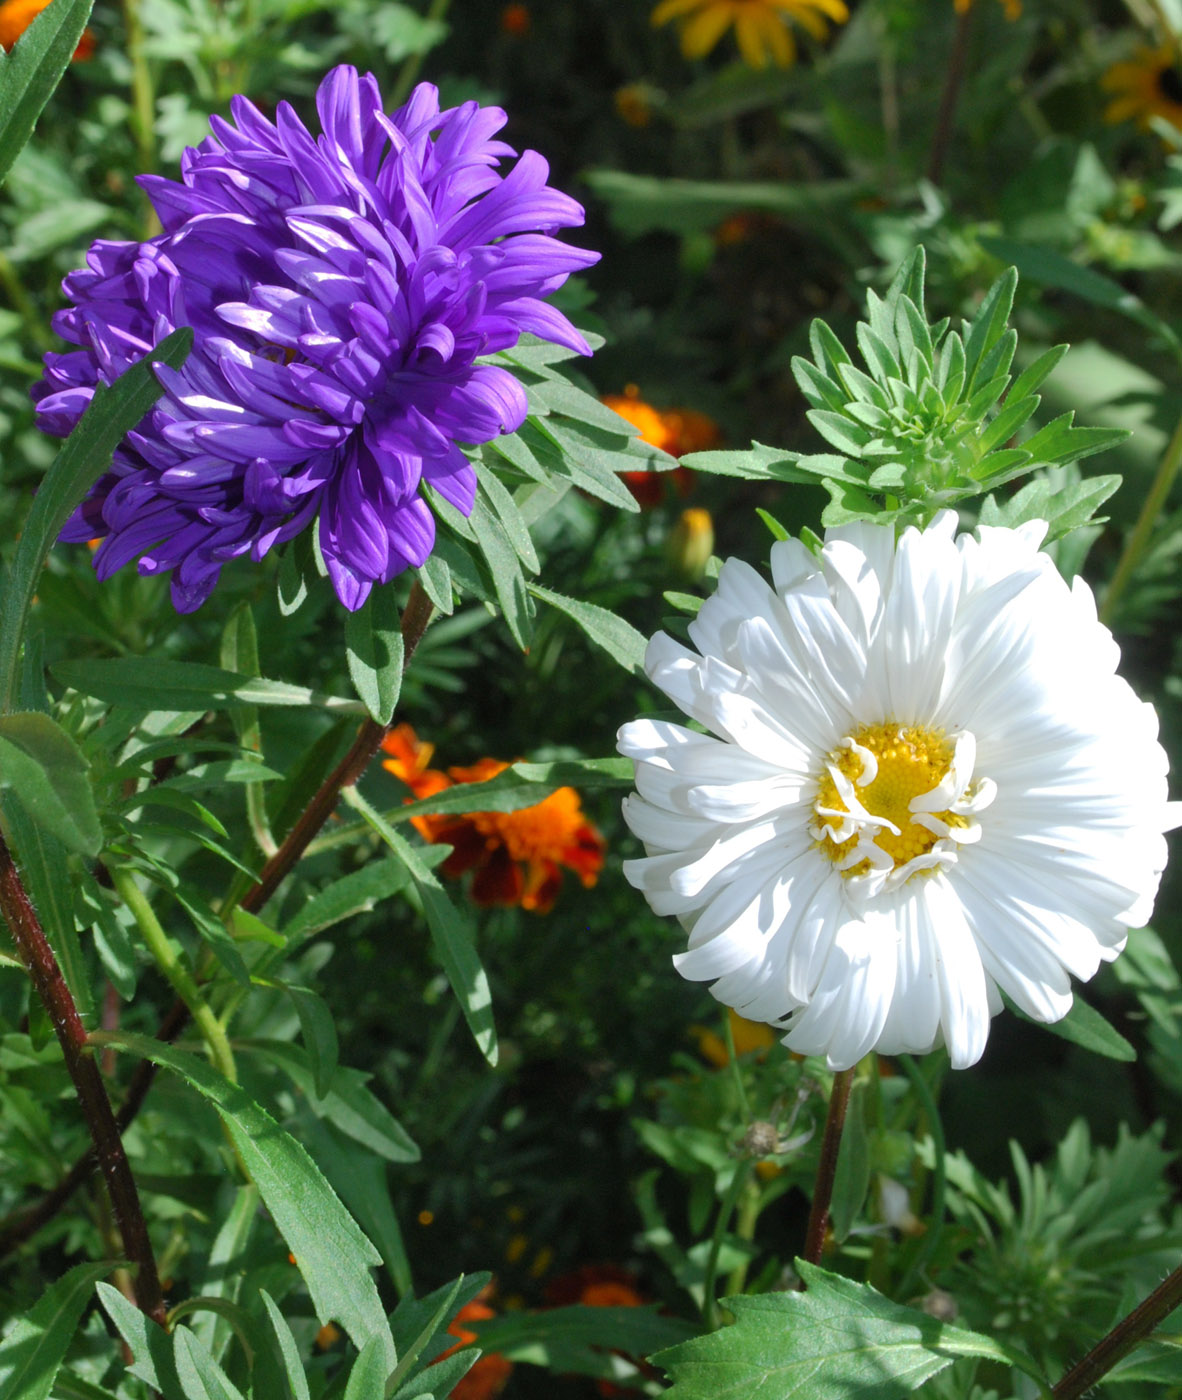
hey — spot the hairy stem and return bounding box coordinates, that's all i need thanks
[0,832,165,1324]
[0,582,435,1257]
[109,865,237,1084]
[1100,411,1182,626]
[1052,1260,1182,1398]
[801,1067,855,1267]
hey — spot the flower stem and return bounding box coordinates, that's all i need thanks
[0,831,165,1324]
[801,1066,855,1267]
[1100,411,1182,626]
[1052,1259,1182,1398]
[926,5,973,187]
[121,0,160,237]
[702,1161,751,1330]
[0,581,435,1257]
[722,1011,751,1123]
[236,580,435,916]
[109,865,237,1085]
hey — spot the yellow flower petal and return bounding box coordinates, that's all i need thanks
[681,1,738,59]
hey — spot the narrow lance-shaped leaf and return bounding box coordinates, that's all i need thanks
[345,787,498,1066]
[52,657,366,715]
[0,1260,116,1400]
[0,713,100,856]
[0,0,93,189]
[0,327,192,715]
[528,584,647,678]
[345,585,405,726]
[90,1030,395,1366]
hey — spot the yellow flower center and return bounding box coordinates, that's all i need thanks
[813,722,973,881]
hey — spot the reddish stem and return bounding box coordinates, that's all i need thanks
[0,580,435,1259]
[802,1067,855,1268]
[0,832,165,1324]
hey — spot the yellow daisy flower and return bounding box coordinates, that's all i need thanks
[651,0,849,69]
[1102,45,1182,131]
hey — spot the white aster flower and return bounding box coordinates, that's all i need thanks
[617,512,1179,1071]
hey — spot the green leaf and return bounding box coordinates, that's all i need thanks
[582,169,867,238]
[91,1031,394,1364]
[281,985,340,1098]
[0,327,191,716]
[469,495,532,651]
[257,1292,311,1400]
[979,236,1182,354]
[304,1119,414,1295]
[247,1040,420,1163]
[0,0,94,190]
[98,1284,183,1395]
[0,713,100,855]
[52,658,366,715]
[382,1277,464,1397]
[343,1335,391,1400]
[282,860,414,945]
[172,883,250,987]
[345,586,405,726]
[1007,993,1135,1061]
[653,1263,1030,1399]
[0,799,91,1015]
[472,1304,695,1362]
[172,1327,246,1400]
[194,1183,259,1363]
[76,869,137,999]
[477,471,540,572]
[345,789,497,1066]
[528,584,647,677]
[829,1078,871,1243]
[391,757,633,824]
[962,267,1018,395]
[0,1260,114,1400]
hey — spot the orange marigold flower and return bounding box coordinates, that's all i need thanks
[602,385,719,507]
[436,1293,514,1400]
[0,0,93,56]
[500,2,530,35]
[381,726,606,912]
[546,1266,650,1398]
[601,387,678,455]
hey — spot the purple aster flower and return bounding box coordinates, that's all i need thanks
[34,67,598,611]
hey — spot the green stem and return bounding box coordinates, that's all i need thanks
[802,1066,855,1266]
[895,1054,946,1298]
[389,0,452,107]
[109,865,237,1085]
[1100,411,1182,626]
[0,832,165,1324]
[121,0,159,235]
[722,1011,751,1123]
[725,1177,763,1297]
[702,1161,751,1330]
[233,580,435,918]
[1052,1259,1182,1398]
[0,251,52,352]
